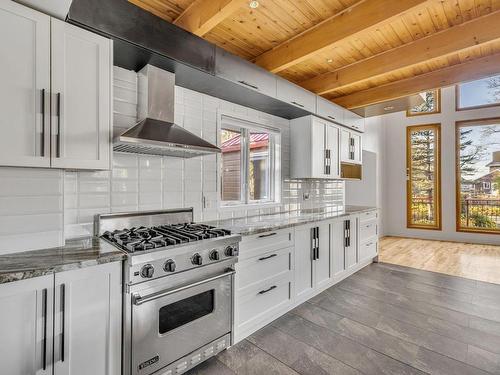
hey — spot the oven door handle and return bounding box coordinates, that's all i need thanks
[132,269,236,306]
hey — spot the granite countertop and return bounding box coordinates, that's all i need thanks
[0,238,126,284]
[204,205,378,236]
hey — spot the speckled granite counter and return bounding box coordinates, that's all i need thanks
[204,205,378,236]
[0,238,126,284]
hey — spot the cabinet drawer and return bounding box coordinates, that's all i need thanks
[359,220,377,241]
[316,96,344,124]
[277,78,316,113]
[237,275,291,327]
[239,229,293,260]
[237,247,291,292]
[359,240,378,261]
[359,210,378,223]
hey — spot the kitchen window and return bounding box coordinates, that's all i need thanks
[406,89,441,117]
[455,118,500,234]
[406,124,442,230]
[220,115,281,206]
[456,74,500,110]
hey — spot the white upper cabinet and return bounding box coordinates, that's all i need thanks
[290,115,340,179]
[215,47,276,98]
[343,110,365,132]
[277,78,316,113]
[50,19,112,170]
[316,96,344,125]
[0,2,112,170]
[340,128,362,164]
[0,1,51,168]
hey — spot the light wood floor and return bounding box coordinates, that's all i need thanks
[379,236,500,285]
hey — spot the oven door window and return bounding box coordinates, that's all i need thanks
[158,290,215,334]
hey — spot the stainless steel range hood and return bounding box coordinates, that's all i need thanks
[114,65,221,158]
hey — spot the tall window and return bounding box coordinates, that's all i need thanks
[456,119,500,234]
[407,89,441,117]
[456,74,500,110]
[220,115,281,206]
[406,124,441,229]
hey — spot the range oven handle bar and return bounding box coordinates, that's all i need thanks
[132,269,236,306]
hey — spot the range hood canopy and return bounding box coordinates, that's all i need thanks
[114,65,221,158]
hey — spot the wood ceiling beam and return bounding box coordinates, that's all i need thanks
[253,0,428,73]
[332,52,500,109]
[173,0,246,36]
[301,11,500,95]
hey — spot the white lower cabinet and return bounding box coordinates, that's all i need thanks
[0,262,122,375]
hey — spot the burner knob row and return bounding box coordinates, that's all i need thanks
[191,253,203,266]
[163,259,176,273]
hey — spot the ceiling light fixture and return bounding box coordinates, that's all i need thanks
[383,106,394,111]
[249,0,259,9]
[326,58,333,63]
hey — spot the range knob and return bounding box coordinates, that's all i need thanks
[163,259,176,273]
[140,264,155,278]
[191,253,203,266]
[225,246,238,257]
[209,250,220,261]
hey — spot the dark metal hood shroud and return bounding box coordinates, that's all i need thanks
[114,65,221,158]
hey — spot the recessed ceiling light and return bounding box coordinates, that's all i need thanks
[249,0,259,9]
[326,58,333,63]
[383,106,394,111]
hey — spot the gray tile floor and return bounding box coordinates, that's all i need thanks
[186,262,500,375]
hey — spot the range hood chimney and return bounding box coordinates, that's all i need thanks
[114,65,221,158]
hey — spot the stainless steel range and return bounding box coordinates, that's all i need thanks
[95,209,241,375]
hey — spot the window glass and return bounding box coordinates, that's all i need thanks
[457,74,500,110]
[406,124,441,229]
[221,128,242,202]
[249,131,271,201]
[407,90,440,116]
[456,119,500,233]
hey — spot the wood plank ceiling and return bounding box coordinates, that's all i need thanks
[129,0,500,109]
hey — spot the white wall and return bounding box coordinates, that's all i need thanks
[382,86,500,245]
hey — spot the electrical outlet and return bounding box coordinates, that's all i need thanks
[302,192,310,200]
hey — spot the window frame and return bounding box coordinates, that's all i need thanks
[218,113,281,208]
[406,89,441,117]
[455,76,500,112]
[455,117,500,235]
[406,123,442,230]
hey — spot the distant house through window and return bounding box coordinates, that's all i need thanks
[456,118,500,234]
[220,115,281,206]
[456,74,500,110]
[407,89,441,117]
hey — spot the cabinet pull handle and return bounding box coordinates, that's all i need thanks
[315,227,320,260]
[42,288,47,370]
[311,227,316,260]
[56,93,61,158]
[327,115,336,120]
[258,232,277,238]
[238,80,259,90]
[258,285,277,295]
[259,253,277,261]
[366,242,373,246]
[291,101,304,108]
[40,89,46,157]
[61,283,66,362]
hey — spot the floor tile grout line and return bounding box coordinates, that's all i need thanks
[272,313,431,375]
[340,272,500,324]
[247,327,365,375]
[286,309,497,375]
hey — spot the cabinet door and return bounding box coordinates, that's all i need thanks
[325,124,340,178]
[0,275,53,375]
[0,1,50,167]
[311,118,326,178]
[54,262,121,375]
[344,110,364,132]
[330,219,345,278]
[277,78,316,113]
[316,96,344,124]
[352,132,362,164]
[51,19,111,170]
[294,225,314,302]
[215,47,276,98]
[314,222,331,289]
[340,129,351,162]
[345,217,358,270]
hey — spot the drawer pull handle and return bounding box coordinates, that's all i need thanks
[259,253,278,261]
[238,80,259,90]
[366,242,373,246]
[291,101,304,108]
[258,232,277,238]
[258,285,277,295]
[327,115,336,120]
